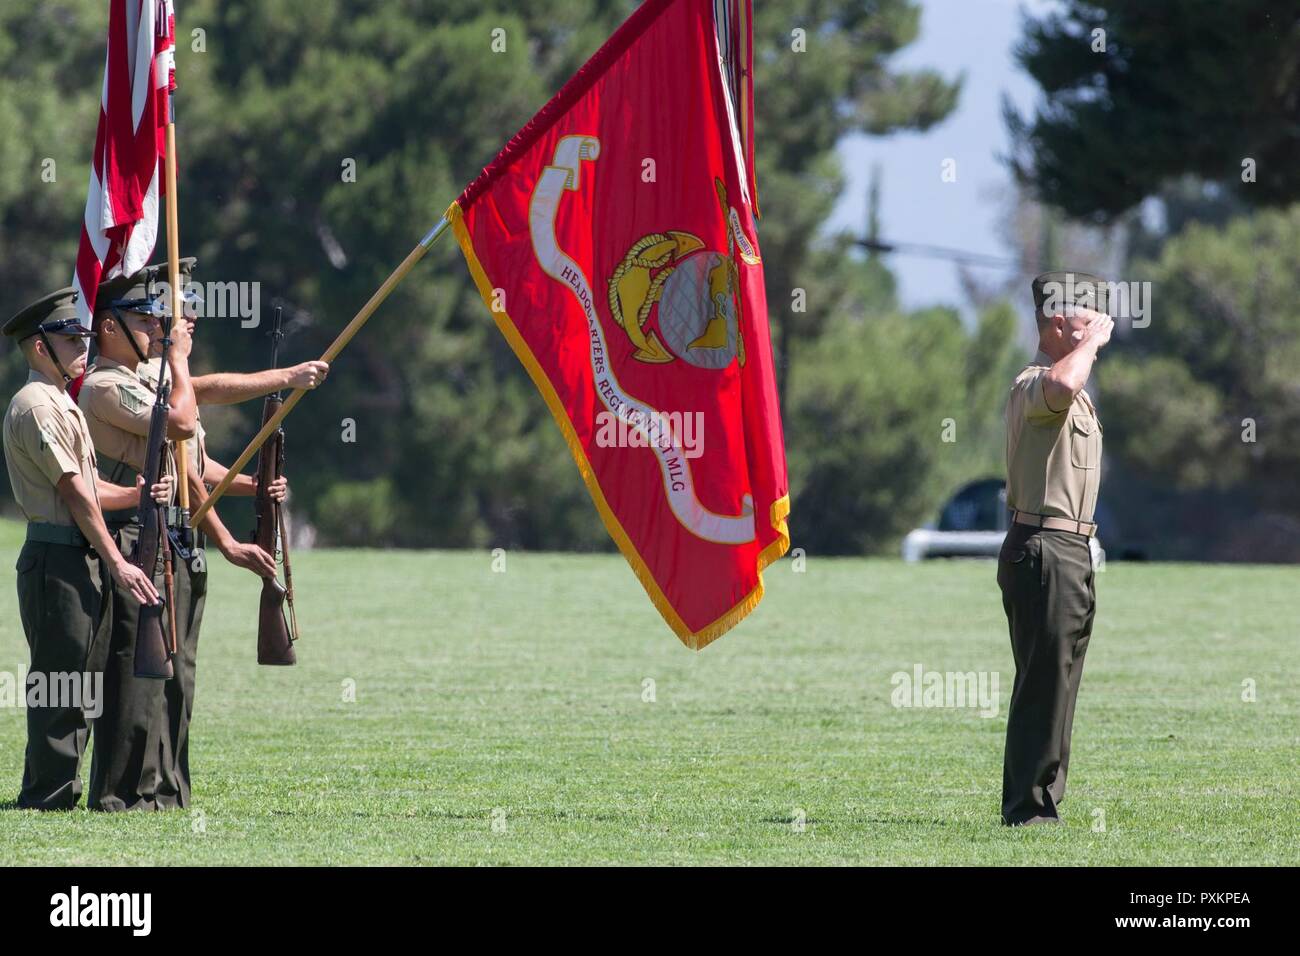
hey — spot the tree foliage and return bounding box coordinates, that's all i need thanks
[789,300,1023,554]
[0,0,978,554]
[1007,0,1300,220]
[1100,206,1300,514]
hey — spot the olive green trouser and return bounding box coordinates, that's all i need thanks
[88,523,167,812]
[157,540,206,809]
[14,540,110,810]
[997,524,1096,825]
[90,524,207,811]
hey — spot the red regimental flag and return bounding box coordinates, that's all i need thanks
[448,0,789,648]
[71,0,176,328]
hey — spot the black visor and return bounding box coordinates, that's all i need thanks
[111,287,203,319]
[24,317,94,340]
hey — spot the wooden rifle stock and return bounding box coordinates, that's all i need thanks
[254,393,296,665]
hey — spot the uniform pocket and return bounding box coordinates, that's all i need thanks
[1069,414,1098,469]
[14,546,47,648]
[999,536,1042,596]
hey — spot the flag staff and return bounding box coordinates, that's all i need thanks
[163,88,190,523]
[189,216,450,526]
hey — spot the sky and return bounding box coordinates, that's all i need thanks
[826,0,1058,312]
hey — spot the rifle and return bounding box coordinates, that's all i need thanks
[132,312,177,680]
[253,306,298,666]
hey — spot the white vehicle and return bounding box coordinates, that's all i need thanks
[902,478,1104,568]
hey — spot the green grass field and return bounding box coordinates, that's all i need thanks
[0,517,1296,865]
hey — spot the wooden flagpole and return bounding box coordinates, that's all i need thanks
[738,0,755,214]
[189,216,450,526]
[163,96,190,517]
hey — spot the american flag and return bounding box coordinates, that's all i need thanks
[71,0,176,327]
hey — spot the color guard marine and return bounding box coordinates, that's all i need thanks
[2,288,164,810]
[79,258,300,809]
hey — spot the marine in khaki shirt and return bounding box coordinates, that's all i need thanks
[1005,352,1103,527]
[80,260,283,553]
[80,356,185,493]
[1,288,159,810]
[5,371,102,525]
[997,270,1113,827]
[79,274,198,812]
[81,258,280,810]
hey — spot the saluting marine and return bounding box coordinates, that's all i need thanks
[2,288,162,810]
[997,270,1113,826]
[79,259,278,810]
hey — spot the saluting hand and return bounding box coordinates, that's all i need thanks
[1083,314,1114,349]
[287,361,329,390]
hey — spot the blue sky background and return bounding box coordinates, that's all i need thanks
[826,0,1057,312]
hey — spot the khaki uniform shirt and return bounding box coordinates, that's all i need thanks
[78,358,209,507]
[137,358,207,482]
[78,356,160,483]
[1004,351,1103,523]
[3,372,100,525]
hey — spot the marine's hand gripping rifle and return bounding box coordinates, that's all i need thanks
[253,306,298,665]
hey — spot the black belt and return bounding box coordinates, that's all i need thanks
[26,522,88,548]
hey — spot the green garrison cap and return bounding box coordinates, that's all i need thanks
[95,256,198,319]
[3,287,93,340]
[1032,270,1109,319]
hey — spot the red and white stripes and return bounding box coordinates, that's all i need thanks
[71,0,176,325]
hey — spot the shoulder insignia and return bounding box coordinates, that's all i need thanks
[117,384,146,414]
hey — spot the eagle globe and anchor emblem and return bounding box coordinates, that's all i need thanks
[607,178,760,370]
[527,135,762,546]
